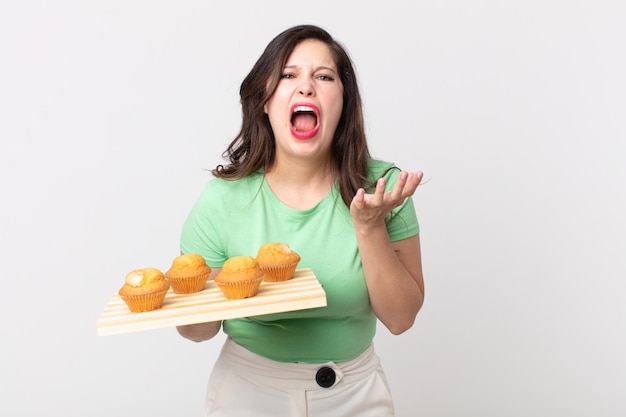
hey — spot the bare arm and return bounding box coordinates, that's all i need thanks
[351,171,425,334]
[176,267,222,342]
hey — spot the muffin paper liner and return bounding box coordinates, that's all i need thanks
[260,262,299,282]
[216,275,264,299]
[165,273,210,294]
[119,289,169,313]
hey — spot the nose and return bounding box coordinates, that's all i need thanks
[298,79,314,96]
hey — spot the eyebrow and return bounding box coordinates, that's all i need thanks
[284,65,338,74]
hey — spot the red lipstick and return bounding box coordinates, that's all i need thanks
[289,102,320,139]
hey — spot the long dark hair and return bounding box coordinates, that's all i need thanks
[213,24,371,207]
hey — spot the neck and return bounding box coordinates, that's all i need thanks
[266,157,335,186]
[264,158,336,210]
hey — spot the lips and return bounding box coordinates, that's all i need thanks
[290,103,320,139]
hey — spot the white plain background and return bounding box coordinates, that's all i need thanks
[1,1,625,416]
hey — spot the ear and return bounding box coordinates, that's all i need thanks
[263,103,268,114]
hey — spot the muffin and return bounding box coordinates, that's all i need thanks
[118,267,170,312]
[214,256,265,299]
[164,253,212,294]
[255,242,301,282]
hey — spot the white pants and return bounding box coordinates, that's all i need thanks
[205,337,395,417]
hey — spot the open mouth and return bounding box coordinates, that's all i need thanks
[290,103,320,139]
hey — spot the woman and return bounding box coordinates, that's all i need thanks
[177,24,424,417]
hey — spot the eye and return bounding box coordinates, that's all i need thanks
[317,74,334,81]
[281,73,296,79]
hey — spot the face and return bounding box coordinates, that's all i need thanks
[264,39,344,165]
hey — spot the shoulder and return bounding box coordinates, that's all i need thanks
[193,172,264,211]
[200,172,264,197]
[367,158,400,180]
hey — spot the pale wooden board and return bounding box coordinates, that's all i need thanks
[97,268,326,336]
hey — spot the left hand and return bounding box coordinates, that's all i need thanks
[350,170,423,228]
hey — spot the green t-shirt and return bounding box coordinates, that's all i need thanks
[180,159,419,363]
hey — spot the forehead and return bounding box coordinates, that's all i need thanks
[285,39,337,69]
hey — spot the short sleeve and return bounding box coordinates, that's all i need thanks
[366,160,420,242]
[382,167,420,241]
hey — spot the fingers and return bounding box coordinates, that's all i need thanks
[352,170,424,212]
[388,171,408,201]
[351,188,366,210]
[389,171,423,201]
[373,178,386,204]
[404,171,423,196]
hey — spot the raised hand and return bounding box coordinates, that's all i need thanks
[350,171,423,229]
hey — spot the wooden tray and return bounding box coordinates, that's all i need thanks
[97,268,326,336]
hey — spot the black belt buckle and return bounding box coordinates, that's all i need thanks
[315,366,336,388]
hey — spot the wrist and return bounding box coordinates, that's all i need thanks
[353,221,388,239]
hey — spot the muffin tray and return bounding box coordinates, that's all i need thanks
[97,268,326,336]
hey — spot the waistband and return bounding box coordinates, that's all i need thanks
[218,337,381,391]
